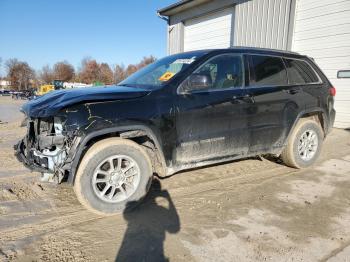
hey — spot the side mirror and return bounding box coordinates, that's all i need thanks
[181,73,212,93]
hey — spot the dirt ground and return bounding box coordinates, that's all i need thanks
[0,96,350,262]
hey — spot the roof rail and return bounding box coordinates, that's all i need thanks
[229,46,301,55]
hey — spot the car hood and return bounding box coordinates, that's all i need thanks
[22,85,151,118]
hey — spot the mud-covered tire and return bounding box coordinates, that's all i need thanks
[74,138,153,216]
[281,119,324,168]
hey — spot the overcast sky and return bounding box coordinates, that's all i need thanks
[0,0,174,75]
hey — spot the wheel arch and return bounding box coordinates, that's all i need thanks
[286,108,328,145]
[67,124,167,184]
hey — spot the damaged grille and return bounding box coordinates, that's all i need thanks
[20,117,69,180]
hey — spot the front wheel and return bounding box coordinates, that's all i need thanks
[281,119,324,168]
[74,138,153,215]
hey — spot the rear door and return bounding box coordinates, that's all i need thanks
[245,54,304,154]
[284,58,324,112]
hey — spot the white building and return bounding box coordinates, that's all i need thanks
[158,0,350,128]
[0,80,11,88]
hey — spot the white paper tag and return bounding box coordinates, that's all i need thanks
[173,58,195,64]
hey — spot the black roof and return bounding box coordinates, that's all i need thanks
[180,47,304,58]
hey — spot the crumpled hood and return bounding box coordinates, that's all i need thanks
[22,85,151,118]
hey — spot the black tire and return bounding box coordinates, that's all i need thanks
[281,119,324,168]
[74,138,153,216]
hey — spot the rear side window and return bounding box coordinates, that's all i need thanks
[284,59,320,84]
[249,55,287,86]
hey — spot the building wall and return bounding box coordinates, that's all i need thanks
[167,0,238,54]
[233,0,293,50]
[167,21,183,55]
[0,80,11,88]
[167,0,295,54]
[292,0,350,128]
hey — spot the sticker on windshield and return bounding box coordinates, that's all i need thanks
[159,72,175,82]
[173,58,195,64]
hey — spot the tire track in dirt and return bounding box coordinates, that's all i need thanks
[0,158,290,260]
[0,209,105,257]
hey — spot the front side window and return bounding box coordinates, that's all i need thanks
[285,59,320,84]
[184,54,243,92]
[249,55,287,86]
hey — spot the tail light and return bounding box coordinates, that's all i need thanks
[329,86,336,96]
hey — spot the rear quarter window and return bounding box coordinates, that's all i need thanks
[249,55,287,86]
[284,58,320,84]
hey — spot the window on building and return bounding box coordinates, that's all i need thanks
[285,59,319,84]
[249,55,287,86]
[192,54,243,90]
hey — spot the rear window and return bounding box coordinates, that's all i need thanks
[249,55,287,86]
[285,59,320,84]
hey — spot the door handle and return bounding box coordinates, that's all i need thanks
[232,94,255,103]
[285,88,300,95]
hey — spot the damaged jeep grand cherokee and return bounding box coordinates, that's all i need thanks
[15,48,336,215]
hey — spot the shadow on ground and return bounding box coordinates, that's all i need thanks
[115,179,180,262]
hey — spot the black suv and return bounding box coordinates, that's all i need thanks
[15,48,336,215]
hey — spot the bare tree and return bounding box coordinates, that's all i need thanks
[114,64,126,84]
[6,59,35,90]
[125,64,138,77]
[112,56,156,83]
[39,64,55,84]
[72,56,156,84]
[138,56,156,69]
[99,63,114,85]
[79,58,100,84]
[53,61,75,82]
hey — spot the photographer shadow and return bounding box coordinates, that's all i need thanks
[115,179,180,262]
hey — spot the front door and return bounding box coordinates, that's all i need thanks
[174,53,253,166]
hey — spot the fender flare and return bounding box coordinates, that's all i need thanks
[67,124,167,184]
[285,107,329,144]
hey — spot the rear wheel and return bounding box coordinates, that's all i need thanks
[281,119,324,168]
[74,138,153,215]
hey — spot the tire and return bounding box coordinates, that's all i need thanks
[74,137,153,216]
[281,119,324,168]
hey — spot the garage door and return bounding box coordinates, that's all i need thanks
[184,8,234,51]
[292,0,350,128]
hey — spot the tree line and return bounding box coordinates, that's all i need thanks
[0,56,156,90]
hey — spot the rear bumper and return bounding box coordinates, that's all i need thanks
[328,108,336,132]
[14,139,53,174]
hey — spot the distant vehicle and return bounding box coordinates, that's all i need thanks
[12,91,23,99]
[53,80,64,90]
[63,82,92,89]
[12,90,36,100]
[37,80,65,96]
[37,84,55,96]
[15,47,336,215]
[1,90,11,96]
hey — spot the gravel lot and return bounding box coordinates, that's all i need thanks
[0,96,350,261]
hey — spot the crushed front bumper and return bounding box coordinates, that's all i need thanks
[14,139,53,174]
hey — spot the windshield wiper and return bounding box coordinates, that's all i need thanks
[117,84,137,88]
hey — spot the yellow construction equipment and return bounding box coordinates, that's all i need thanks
[37,84,55,96]
[36,80,64,96]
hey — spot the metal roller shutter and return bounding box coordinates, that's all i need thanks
[184,8,234,51]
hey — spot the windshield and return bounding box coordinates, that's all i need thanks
[119,51,208,89]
